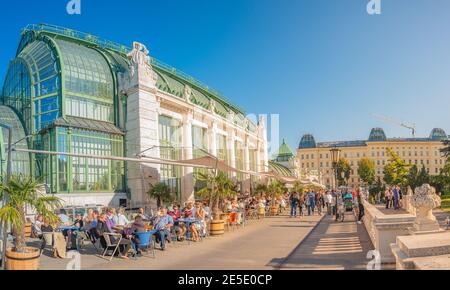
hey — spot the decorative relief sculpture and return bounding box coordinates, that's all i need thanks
[410,184,442,233]
[184,85,192,100]
[119,41,158,93]
[209,99,216,113]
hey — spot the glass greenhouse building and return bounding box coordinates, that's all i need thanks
[1,25,127,194]
[0,24,267,206]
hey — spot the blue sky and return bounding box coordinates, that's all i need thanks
[0,0,449,151]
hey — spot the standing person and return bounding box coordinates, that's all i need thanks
[393,186,400,210]
[316,193,323,215]
[325,191,332,215]
[385,188,392,209]
[357,190,365,224]
[290,192,299,218]
[298,192,305,217]
[307,191,316,216]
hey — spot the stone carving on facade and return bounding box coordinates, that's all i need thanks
[119,41,158,94]
[184,85,192,101]
[209,99,216,113]
[410,184,442,233]
[228,111,235,123]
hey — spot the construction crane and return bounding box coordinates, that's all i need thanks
[371,113,416,138]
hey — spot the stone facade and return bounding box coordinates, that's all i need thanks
[118,42,268,208]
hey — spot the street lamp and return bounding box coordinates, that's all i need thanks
[330,147,341,189]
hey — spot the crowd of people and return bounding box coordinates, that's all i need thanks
[286,189,367,224]
[31,199,252,259]
[384,186,403,210]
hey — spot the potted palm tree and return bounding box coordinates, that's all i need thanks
[147,182,176,208]
[0,175,61,270]
[196,171,237,236]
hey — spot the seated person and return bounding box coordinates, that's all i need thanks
[73,214,84,230]
[129,215,148,256]
[184,203,200,242]
[115,207,131,227]
[136,208,150,220]
[153,208,174,251]
[40,218,54,251]
[96,213,132,259]
[193,203,206,241]
[169,205,185,241]
[58,209,71,226]
[33,214,43,239]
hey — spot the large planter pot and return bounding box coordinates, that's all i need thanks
[6,247,40,270]
[210,219,225,236]
[270,205,279,216]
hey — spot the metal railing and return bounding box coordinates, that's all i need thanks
[22,24,245,114]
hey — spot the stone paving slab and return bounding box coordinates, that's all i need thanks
[278,212,383,270]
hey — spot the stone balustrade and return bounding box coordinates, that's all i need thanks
[402,195,416,215]
[362,200,416,264]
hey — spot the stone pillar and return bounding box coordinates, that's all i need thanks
[243,140,251,193]
[208,122,217,157]
[119,42,160,209]
[227,130,236,177]
[182,114,194,202]
[258,115,269,173]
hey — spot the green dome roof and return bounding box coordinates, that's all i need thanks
[272,139,295,162]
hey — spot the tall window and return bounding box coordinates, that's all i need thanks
[159,115,182,198]
[216,134,227,161]
[55,127,124,193]
[192,126,208,194]
[235,141,244,181]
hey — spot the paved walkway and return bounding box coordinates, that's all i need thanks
[278,212,376,270]
[39,213,324,270]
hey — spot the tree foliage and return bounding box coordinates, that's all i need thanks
[0,175,61,253]
[195,171,238,217]
[147,182,175,208]
[383,148,410,186]
[357,158,376,186]
[336,158,351,186]
[440,140,450,158]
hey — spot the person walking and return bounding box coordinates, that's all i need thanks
[290,192,299,217]
[357,190,365,224]
[307,191,316,216]
[298,192,305,217]
[324,191,331,215]
[385,188,392,209]
[393,186,400,210]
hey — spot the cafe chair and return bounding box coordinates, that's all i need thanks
[101,233,123,261]
[133,231,156,258]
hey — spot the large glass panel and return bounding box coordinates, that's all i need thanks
[53,128,124,193]
[2,40,61,133]
[0,106,31,179]
[235,141,244,181]
[216,134,227,161]
[55,39,115,123]
[192,126,208,194]
[158,115,182,199]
